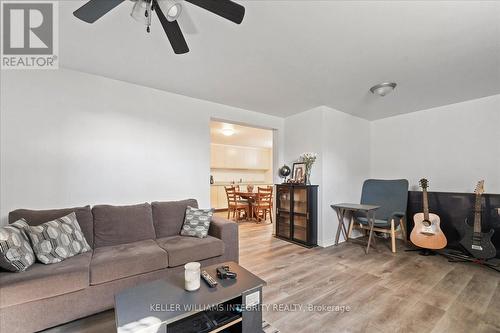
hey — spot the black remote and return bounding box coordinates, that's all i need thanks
[201,270,218,288]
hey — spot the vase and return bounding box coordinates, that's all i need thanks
[184,262,201,291]
[305,168,311,185]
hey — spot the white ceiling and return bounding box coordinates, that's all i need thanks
[210,121,273,148]
[60,1,500,120]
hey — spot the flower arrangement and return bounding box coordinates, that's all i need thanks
[300,152,318,184]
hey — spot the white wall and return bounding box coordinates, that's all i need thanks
[285,96,500,248]
[0,69,284,225]
[284,107,324,185]
[284,106,370,247]
[371,94,500,194]
[321,107,371,247]
[2,68,498,243]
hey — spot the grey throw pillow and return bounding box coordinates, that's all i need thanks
[26,212,91,264]
[0,219,35,272]
[180,206,214,238]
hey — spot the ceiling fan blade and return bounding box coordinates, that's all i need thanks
[73,0,125,23]
[177,6,198,35]
[185,0,245,24]
[153,0,189,54]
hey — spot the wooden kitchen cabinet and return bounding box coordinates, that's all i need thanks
[210,144,270,170]
[217,186,228,209]
[210,186,229,210]
[210,143,272,211]
[210,144,226,169]
[210,187,218,209]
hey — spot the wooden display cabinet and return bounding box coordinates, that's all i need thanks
[275,184,318,247]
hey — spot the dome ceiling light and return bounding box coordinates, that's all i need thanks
[370,82,397,97]
[221,128,235,136]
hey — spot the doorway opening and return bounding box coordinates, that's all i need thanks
[210,120,274,225]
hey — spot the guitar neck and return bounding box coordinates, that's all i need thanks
[423,189,430,220]
[473,194,482,234]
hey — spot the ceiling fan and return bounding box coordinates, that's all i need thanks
[73,0,245,54]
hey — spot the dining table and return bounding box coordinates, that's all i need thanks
[235,190,260,221]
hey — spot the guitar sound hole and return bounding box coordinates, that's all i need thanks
[422,220,431,227]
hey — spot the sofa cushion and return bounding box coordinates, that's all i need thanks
[156,235,224,267]
[151,199,198,238]
[0,219,35,272]
[0,252,91,308]
[180,206,214,238]
[26,213,92,264]
[90,239,168,285]
[92,203,155,248]
[9,205,94,248]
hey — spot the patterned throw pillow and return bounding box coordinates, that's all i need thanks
[26,212,91,264]
[0,219,35,272]
[180,206,214,238]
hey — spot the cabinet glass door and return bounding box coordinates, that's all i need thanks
[276,186,291,239]
[293,187,308,214]
[277,212,291,238]
[293,187,308,243]
[277,186,291,213]
[293,215,308,242]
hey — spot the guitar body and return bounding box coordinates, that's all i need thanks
[459,221,496,259]
[458,180,497,259]
[410,212,447,249]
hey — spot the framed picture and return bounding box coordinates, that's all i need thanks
[292,162,306,184]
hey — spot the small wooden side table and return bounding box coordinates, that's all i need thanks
[331,203,380,254]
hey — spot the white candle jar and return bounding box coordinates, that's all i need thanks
[184,262,201,291]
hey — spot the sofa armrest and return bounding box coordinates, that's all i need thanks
[209,216,239,263]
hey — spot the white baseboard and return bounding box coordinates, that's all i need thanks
[317,232,364,248]
[317,238,337,248]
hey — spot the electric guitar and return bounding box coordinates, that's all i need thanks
[459,180,496,259]
[410,179,447,249]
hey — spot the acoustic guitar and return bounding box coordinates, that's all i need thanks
[459,180,496,259]
[410,179,447,249]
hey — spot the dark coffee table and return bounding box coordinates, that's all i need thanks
[115,261,266,333]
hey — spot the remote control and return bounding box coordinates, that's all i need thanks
[201,270,218,288]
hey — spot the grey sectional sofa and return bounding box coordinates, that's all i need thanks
[0,199,238,333]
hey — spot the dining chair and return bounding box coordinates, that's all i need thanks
[254,186,273,223]
[349,179,409,253]
[225,186,250,221]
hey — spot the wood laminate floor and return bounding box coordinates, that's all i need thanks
[46,223,500,333]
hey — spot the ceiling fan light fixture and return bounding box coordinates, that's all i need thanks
[157,0,182,22]
[73,0,245,55]
[370,82,397,97]
[131,0,151,25]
